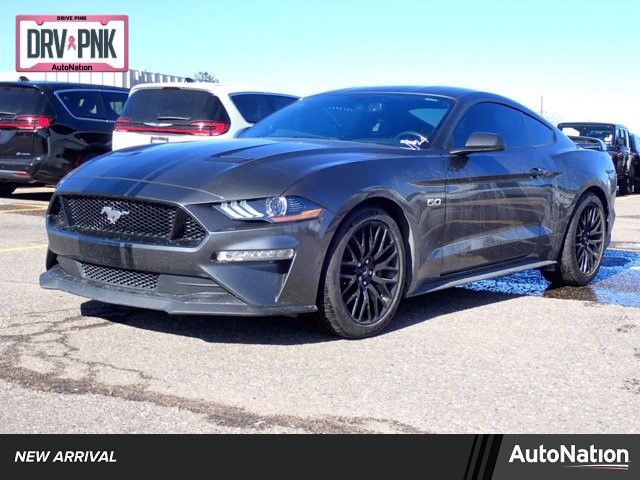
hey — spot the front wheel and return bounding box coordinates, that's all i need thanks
[317,206,406,339]
[543,192,606,287]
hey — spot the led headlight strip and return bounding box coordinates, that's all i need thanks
[219,200,264,219]
[217,196,323,223]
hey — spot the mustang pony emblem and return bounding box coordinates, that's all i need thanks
[100,206,130,225]
[399,134,429,150]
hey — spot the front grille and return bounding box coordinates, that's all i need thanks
[49,195,206,247]
[80,262,159,290]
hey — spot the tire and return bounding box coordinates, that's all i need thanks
[316,206,406,339]
[542,192,606,287]
[539,267,561,285]
[632,164,640,194]
[619,173,630,196]
[0,183,17,196]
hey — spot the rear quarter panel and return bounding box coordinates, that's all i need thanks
[549,144,616,255]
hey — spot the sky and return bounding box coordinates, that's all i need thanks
[2,0,640,132]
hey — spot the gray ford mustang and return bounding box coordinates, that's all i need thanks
[40,86,616,338]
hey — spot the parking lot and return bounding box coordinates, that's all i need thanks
[0,189,639,433]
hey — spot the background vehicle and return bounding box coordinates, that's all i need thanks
[558,122,633,195]
[41,87,616,339]
[0,81,128,194]
[567,135,607,152]
[112,83,298,150]
[629,133,639,193]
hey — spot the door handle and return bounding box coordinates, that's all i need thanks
[529,167,548,178]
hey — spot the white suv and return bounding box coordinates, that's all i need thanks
[112,83,298,150]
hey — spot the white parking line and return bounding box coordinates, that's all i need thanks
[0,206,48,214]
[0,244,47,253]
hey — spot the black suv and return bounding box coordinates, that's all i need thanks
[0,81,128,195]
[630,133,640,193]
[558,122,633,195]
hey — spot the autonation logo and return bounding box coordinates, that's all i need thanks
[509,444,630,471]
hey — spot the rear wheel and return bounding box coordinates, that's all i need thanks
[317,206,406,339]
[0,183,17,196]
[619,170,631,196]
[542,192,606,287]
[632,165,640,194]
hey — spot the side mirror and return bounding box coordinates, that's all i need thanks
[450,132,505,155]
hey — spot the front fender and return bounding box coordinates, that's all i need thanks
[283,153,447,291]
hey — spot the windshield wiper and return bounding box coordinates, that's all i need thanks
[156,115,189,121]
[0,111,16,117]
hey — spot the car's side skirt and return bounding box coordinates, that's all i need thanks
[407,259,556,297]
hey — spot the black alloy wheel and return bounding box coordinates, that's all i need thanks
[574,202,605,275]
[339,220,401,325]
[317,206,406,339]
[541,192,606,287]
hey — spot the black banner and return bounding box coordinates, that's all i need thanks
[0,435,636,478]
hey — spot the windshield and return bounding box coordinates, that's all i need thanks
[559,124,614,145]
[241,93,454,148]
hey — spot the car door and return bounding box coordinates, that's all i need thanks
[440,102,554,274]
[617,127,631,174]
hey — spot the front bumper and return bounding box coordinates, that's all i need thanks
[41,183,336,316]
[40,263,317,315]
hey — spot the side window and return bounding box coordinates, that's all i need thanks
[452,102,528,148]
[615,128,628,147]
[232,94,298,123]
[58,90,104,120]
[523,114,554,146]
[267,95,298,113]
[232,94,272,123]
[101,91,127,121]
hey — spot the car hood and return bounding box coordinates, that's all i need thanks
[59,138,414,202]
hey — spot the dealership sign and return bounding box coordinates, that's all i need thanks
[16,15,128,72]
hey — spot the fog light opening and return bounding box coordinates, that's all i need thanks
[215,248,295,263]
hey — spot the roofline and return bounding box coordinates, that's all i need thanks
[0,80,128,91]
[129,82,297,97]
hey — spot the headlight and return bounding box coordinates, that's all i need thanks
[216,196,324,223]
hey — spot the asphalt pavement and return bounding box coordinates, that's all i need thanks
[0,188,638,433]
